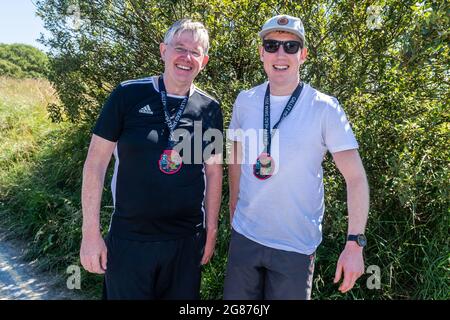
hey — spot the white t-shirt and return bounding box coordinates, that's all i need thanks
[227,82,359,254]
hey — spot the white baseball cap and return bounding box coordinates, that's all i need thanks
[258,14,305,44]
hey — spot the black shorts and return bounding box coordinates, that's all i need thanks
[223,229,315,300]
[103,230,206,300]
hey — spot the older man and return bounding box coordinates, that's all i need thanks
[80,19,223,300]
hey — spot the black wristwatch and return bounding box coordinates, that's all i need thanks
[347,234,367,247]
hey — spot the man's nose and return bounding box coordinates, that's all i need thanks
[180,49,194,59]
[276,46,287,56]
[185,51,193,60]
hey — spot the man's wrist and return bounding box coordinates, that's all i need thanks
[82,223,101,237]
[206,226,218,231]
[345,240,364,251]
[346,233,367,248]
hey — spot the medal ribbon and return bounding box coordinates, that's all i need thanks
[263,82,304,154]
[158,76,189,149]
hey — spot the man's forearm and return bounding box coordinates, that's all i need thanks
[81,163,107,236]
[205,165,223,232]
[228,163,241,207]
[228,141,241,210]
[346,175,369,235]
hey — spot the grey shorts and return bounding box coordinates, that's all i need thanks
[223,229,315,300]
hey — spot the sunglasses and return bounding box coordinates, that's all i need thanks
[263,40,303,54]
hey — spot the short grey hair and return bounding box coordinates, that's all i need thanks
[163,19,210,55]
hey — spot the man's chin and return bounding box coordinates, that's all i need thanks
[268,74,293,84]
[173,71,197,82]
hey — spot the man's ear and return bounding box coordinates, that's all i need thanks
[259,46,264,62]
[160,43,166,62]
[200,55,209,70]
[299,47,308,65]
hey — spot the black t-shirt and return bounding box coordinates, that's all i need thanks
[93,76,223,241]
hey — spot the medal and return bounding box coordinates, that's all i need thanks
[158,149,182,174]
[157,76,189,175]
[253,152,275,180]
[253,82,304,180]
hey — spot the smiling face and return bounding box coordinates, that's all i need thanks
[160,30,209,94]
[259,31,308,95]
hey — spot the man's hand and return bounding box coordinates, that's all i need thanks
[201,228,217,265]
[80,232,107,274]
[333,242,365,293]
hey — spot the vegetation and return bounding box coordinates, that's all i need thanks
[0,44,49,78]
[0,0,448,299]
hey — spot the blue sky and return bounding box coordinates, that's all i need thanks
[0,0,48,51]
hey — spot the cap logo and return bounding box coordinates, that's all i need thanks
[277,17,289,25]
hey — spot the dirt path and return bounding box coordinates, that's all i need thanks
[0,232,85,300]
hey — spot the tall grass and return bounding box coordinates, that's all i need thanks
[0,77,105,297]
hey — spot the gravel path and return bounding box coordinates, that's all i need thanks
[0,232,85,300]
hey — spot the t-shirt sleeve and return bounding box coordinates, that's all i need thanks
[322,98,359,153]
[92,84,125,142]
[227,96,242,142]
[211,102,224,134]
[203,101,224,156]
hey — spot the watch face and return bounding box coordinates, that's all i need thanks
[357,234,367,247]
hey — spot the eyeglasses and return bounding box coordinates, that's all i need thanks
[262,40,303,54]
[168,44,203,58]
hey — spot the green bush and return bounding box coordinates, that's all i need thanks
[0,44,49,79]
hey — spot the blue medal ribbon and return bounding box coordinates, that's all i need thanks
[158,76,189,149]
[263,82,304,154]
